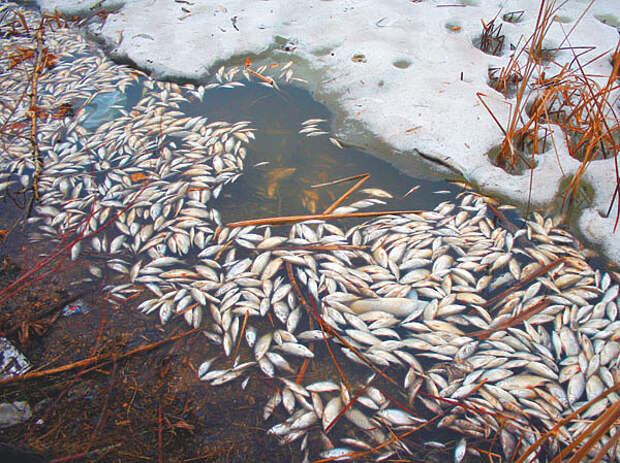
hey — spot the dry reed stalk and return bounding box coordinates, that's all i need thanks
[307,296,351,394]
[285,261,314,330]
[487,203,520,234]
[174,302,198,319]
[295,351,312,384]
[589,431,620,463]
[226,209,422,228]
[514,382,620,463]
[244,59,279,89]
[232,310,249,361]
[480,0,584,169]
[551,401,620,463]
[472,298,551,339]
[311,173,370,189]
[317,380,491,462]
[0,328,199,386]
[0,183,146,304]
[478,13,505,56]
[272,244,367,251]
[48,444,122,463]
[322,173,370,215]
[28,19,45,204]
[324,378,373,433]
[157,401,163,463]
[483,257,564,308]
[479,0,620,230]
[380,388,424,419]
[312,298,400,389]
[558,40,620,226]
[285,260,315,384]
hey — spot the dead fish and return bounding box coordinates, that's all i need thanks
[322,396,343,431]
[454,438,466,463]
[254,332,272,361]
[348,298,422,317]
[360,188,393,199]
[277,342,314,358]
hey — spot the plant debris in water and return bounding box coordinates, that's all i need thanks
[0,3,619,463]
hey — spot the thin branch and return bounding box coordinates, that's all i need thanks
[0,328,199,386]
[226,210,423,228]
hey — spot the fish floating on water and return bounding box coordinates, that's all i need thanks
[1,4,619,462]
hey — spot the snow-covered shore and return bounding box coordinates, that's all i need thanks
[36,0,620,262]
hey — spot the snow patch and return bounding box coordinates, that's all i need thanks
[37,0,123,15]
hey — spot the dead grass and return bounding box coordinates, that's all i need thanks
[475,12,505,56]
[478,0,619,228]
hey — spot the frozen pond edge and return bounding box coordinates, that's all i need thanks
[35,0,620,263]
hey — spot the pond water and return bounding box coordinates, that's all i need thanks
[183,82,463,223]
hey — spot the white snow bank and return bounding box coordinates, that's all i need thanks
[39,0,620,262]
[36,0,123,15]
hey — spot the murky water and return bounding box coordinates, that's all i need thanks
[0,40,483,460]
[179,82,462,224]
[0,21,471,460]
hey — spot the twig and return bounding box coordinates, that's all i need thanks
[226,210,422,228]
[84,361,118,455]
[0,290,87,337]
[48,444,122,463]
[0,328,199,386]
[323,173,370,215]
[94,290,108,351]
[158,401,164,463]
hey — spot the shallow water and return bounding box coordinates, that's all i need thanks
[0,24,474,460]
[180,82,463,224]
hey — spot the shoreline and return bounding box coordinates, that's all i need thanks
[33,0,620,264]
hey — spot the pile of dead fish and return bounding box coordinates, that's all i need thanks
[1,4,618,462]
